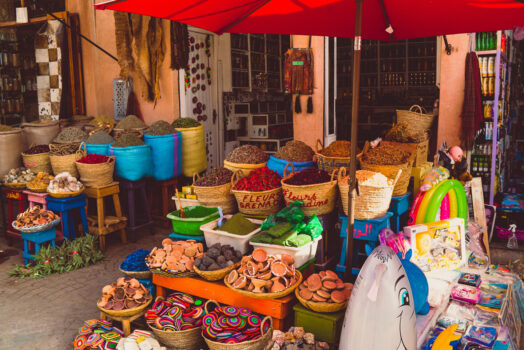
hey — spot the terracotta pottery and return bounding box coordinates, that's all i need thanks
[252,248,268,263]
[306,274,322,292]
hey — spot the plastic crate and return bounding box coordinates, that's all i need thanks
[200,216,263,254]
[166,206,219,236]
[249,236,322,268]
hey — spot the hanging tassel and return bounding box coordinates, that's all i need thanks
[295,95,302,114]
[307,95,313,113]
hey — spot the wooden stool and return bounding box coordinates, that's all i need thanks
[389,192,411,233]
[99,309,146,337]
[119,179,154,242]
[22,228,56,265]
[46,194,89,240]
[294,303,346,347]
[84,182,127,251]
[24,190,64,242]
[3,187,27,245]
[147,178,178,228]
[336,212,393,277]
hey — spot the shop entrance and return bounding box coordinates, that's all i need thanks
[179,28,221,168]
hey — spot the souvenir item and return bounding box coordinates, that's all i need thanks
[339,245,416,350]
[459,272,482,287]
[296,270,352,304]
[74,319,123,350]
[146,239,204,273]
[12,205,59,229]
[117,329,166,349]
[437,315,469,333]
[47,172,84,193]
[397,250,430,315]
[431,325,462,350]
[478,291,504,309]
[268,327,330,350]
[97,277,151,311]
[451,284,480,304]
[464,326,497,347]
[145,292,205,331]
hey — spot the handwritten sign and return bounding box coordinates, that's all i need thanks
[238,192,281,210]
[6,191,22,200]
[282,189,329,208]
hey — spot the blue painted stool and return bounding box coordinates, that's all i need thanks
[389,192,411,232]
[46,194,89,240]
[169,232,205,243]
[336,212,393,277]
[22,228,56,265]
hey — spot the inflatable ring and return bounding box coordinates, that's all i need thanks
[448,188,458,219]
[424,180,467,224]
[407,191,425,226]
[416,181,446,224]
[440,193,450,220]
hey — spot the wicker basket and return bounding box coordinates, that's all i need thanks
[47,187,85,198]
[314,139,363,174]
[49,143,85,177]
[295,288,348,313]
[193,262,241,281]
[223,160,266,177]
[381,140,428,167]
[97,296,152,317]
[338,168,400,220]
[396,105,436,133]
[3,182,27,189]
[112,127,145,140]
[192,173,237,214]
[281,164,337,216]
[76,154,115,188]
[118,267,152,280]
[224,271,302,299]
[230,171,283,216]
[26,182,48,193]
[22,151,51,174]
[204,300,273,350]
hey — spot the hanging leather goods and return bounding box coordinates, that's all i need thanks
[283,36,314,114]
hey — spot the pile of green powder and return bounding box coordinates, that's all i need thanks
[112,133,146,147]
[218,213,259,236]
[172,118,200,128]
[86,131,114,144]
[144,120,176,135]
[116,115,146,129]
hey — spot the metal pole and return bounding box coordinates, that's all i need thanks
[489,31,502,205]
[344,0,363,281]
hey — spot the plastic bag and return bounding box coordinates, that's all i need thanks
[261,214,278,231]
[302,215,323,239]
[276,200,304,223]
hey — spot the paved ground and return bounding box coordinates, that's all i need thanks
[0,225,169,350]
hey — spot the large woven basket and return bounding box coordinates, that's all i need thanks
[76,154,115,188]
[97,295,152,317]
[224,270,302,299]
[3,182,27,189]
[223,160,266,177]
[204,300,273,350]
[49,143,85,177]
[22,151,51,174]
[47,187,85,198]
[381,140,427,168]
[230,171,283,216]
[281,164,337,216]
[192,173,237,214]
[338,168,400,220]
[118,267,152,280]
[193,261,241,282]
[396,105,436,133]
[314,139,363,174]
[295,288,349,313]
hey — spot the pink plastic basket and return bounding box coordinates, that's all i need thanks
[495,227,524,241]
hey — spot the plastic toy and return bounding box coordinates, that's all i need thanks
[431,324,462,350]
[398,250,430,315]
[464,326,497,347]
[339,245,416,350]
[420,167,450,192]
[458,273,481,287]
[451,285,480,304]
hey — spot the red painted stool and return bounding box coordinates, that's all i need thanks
[3,187,27,246]
[147,178,178,228]
[23,190,64,242]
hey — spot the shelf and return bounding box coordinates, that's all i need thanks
[237,137,292,142]
[0,12,67,28]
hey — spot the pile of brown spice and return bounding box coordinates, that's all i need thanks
[362,143,411,165]
[385,122,428,143]
[226,145,269,164]
[274,140,314,162]
[112,134,146,147]
[320,141,360,158]
[115,115,146,129]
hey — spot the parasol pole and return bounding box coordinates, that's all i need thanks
[344,0,363,281]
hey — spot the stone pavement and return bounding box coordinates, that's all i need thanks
[0,227,169,350]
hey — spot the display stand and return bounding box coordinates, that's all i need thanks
[99,309,146,337]
[119,179,154,242]
[21,227,56,265]
[3,187,26,245]
[389,192,411,232]
[293,303,345,346]
[147,178,178,228]
[152,274,295,330]
[84,182,127,251]
[24,190,64,242]
[46,194,89,240]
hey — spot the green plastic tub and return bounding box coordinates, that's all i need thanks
[166,206,219,236]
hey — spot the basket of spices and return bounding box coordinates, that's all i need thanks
[173,118,207,177]
[267,140,315,177]
[113,115,147,139]
[76,153,115,188]
[360,142,414,197]
[224,145,269,177]
[119,249,152,280]
[193,243,243,281]
[384,122,429,167]
[26,172,54,193]
[338,167,400,220]
[314,140,363,174]
[203,300,273,350]
[201,215,263,254]
[193,168,236,214]
[396,105,436,133]
[21,144,51,174]
[52,126,88,144]
[3,167,36,189]
[231,168,283,216]
[281,165,337,216]
[49,142,85,178]
[145,293,206,350]
[85,130,114,157]
[47,172,84,198]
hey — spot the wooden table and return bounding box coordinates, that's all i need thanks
[153,274,296,330]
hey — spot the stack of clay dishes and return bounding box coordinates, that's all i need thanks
[97,277,153,317]
[295,270,353,313]
[146,239,203,277]
[224,248,302,299]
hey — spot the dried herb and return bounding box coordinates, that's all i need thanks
[0,124,14,132]
[115,115,146,129]
[284,168,331,185]
[49,143,79,156]
[24,144,50,154]
[233,167,281,191]
[53,127,88,143]
[385,122,428,143]
[320,141,359,157]
[86,131,114,144]
[219,213,259,236]
[363,143,411,165]
[172,117,200,128]
[274,140,314,162]
[144,120,176,135]
[194,167,233,187]
[112,133,146,147]
[226,145,269,164]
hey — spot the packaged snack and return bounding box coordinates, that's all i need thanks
[451,284,480,304]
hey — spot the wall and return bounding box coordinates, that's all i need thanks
[66,1,180,124]
[291,35,324,150]
[437,34,471,148]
